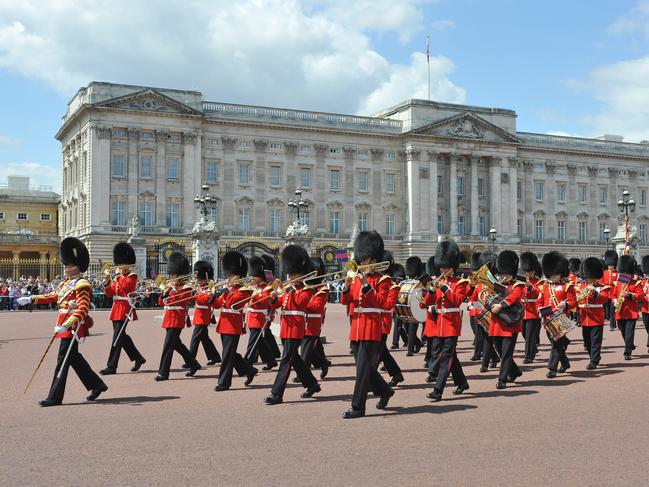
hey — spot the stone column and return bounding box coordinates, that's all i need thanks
[155,131,168,226]
[94,126,112,226]
[313,144,328,231]
[449,153,458,236]
[489,157,502,235]
[221,137,238,230]
[509,157,518,239]
[183,132,199,231]
[127,129,139,220]
[405,148,421,240]
[427,150,439,239]
[470,155,480,236]
[253,139,268,231]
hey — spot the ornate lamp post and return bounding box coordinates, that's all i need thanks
[284,187,312,253]
[287,187,309,227]
[617,189,635,253]
[489,227,497,252]
[191,184,219,271]
[194,184,217,221]
[603,227,610,250]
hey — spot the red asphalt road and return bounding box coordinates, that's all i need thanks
[1,305,649,486]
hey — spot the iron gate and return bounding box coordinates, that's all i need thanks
[146,241,192,278]
[218,240,280,279]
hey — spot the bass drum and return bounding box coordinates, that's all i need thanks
[395,279,427,324]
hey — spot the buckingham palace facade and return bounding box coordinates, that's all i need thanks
[56,81,649,262]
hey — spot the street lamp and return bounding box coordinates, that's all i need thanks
[603,227,610,250]
[194,184,217,221]
[288,187,309,226]
[489,227,497,252]
[617,189,635,253]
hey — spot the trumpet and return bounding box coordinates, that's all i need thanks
[230,271,317,308]
[576,284,595,302]
[423,269,453,291]
[88,263,123,281]
[347,260,391,278]
[156,273,196,291]
[303,261,358,285]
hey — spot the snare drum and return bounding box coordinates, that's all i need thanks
[395,279,427,324]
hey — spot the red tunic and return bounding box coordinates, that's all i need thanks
[381,281,400,335]
[33,277,93,339]
[341,274,391,342]
[305,286,329,337]
[539,280,577,317]
[246,284,273,330]
[214,285,251,335]
[640,278,649,314]
[488,281,524,337]
[159,283,192,329]
[271,285,313,339]
[521,277,542,320]
[192,287,214,326]
[603,269,618,289]
[421,276,470,337]
[104,273,139,321]
[612,275,643,320]
[577,282,610,326]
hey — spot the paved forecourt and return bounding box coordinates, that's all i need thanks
[1,305,648,486]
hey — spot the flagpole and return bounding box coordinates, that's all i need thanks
[426,34,430,100]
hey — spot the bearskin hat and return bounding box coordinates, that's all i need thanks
[470,252,482,272]
[568,258,581,274]
[193,260,214,281]
[617,254,636,275]
[405,256,423,279]
[635,263,644,277]
[496,250,519,276]
[642,256,649,275]
[426,256,438,276]
[542,251,568,278]
[581,257,603,280]
[247,256,266,279]
[520,252,539,273]
[435,240,460,270]
[60,237,90,273]
[113,242,136,266]
[222,251,247,277]
[478,252,496,268]
[604,250,618,267]
[281,245,310,275]
[261,254,275,278]
[353,230,384,264]
[382,250,395,276]
[167,252,190,276]
[309,257,327,284]
[391,263,406,282]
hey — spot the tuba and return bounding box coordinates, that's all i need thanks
[471,264,524,327]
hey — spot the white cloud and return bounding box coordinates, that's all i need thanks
[608,0,649,37]
[431,20,455,31]
[0,0,464,115]
[0,135,20,148]
[6,161,60,191]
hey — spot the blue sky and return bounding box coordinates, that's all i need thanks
[1,0,647,192]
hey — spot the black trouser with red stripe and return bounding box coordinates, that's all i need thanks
[547,334,570,372]
[523,319,541,360]
[271,338,317,397]
[351,340,391,411]
[392,316,409,348]
[379,333,402,379]
[189,325,221,363]
[583,325,603,364]
[49,338,105,402]
[159,328,199,378]
[431,336,467,394]
[217,334,255,388]
[300,335,329,370]
[471,317,486,359]
[617,319,636,356]
[407,322,423,354]
[245,328,275,365]
[643,313,649,347]
[107,319,145,369]
[493,335,521,383]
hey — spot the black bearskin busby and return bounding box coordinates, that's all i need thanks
[222,251,247,277]
[193,260,214,281]
[604,250,618,268]
[113,242,136,266]
[520,251,539,273]
[581,257,603,280]
[478,251,496,268]
[542,251,568,279]
[435,240,460,270]
[281,245,310,275]
[470,252,482,272]
[60,237,90,273]
[405,256,423,279]
[635,263,644,277]
[383,250,394,277]
[261,254,275,279]
[496,250,519,276]
[248,256,266,279]
[568,258,581,275]
[167,252,190,276]
[353,230,384,264]
[617,254,636,275]
[392,263,406,282]
[642,256,649,275]
[426,256,438,276]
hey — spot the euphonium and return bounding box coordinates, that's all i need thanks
[471,264,524,326]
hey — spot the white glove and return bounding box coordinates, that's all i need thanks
[17,296,32,306]
[54,325,68,333]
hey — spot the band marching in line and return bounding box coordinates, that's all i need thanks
[20,231,649,418]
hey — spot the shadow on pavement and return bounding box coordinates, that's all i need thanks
[63,395,181,406]
[374,403,478,416]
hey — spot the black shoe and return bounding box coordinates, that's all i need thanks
[292,377,301,383]
[490,362,498,369]
[479,366,488,373]
[414,344,422,354]
[390,344,399,350]
[342,408,365,419]
[632,344,636,350]
[546,370,556,379]
[214,384,229,391]
[558,365,570,373]
[87,383,108,401]
[264,394,283,405]
[181,363,190,369]
[496,381,506,390]
[470,355,481,361]
[301,384,321,398]
[406,352,414,357]
[376,389,395,409]
[185,364,201,377]
[510,370,523,382]
[100,367,116,375]
[624,354,632,361]
[388,375,404,387]
[320,366,329,379]
[206,359,220,366]
[453,383,470,395]
[39,398,62,407]
[425,373,436,383]
[523,358,532,364]
[154,374,168,381]
[245,368,258,386]
[427,389,442,401]
[586,362,597,370]
[131,359,146,372]
[262,362,277,371]
[423,361,429,369]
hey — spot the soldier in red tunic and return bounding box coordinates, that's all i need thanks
[265,245,321,405]
[187,260,221,366]
[422,240,471,400]
[100,242,146,375]
[26,237,107,406]
[613,254,643,360]
[577,257,610,369]
[603,250,619,330]
[244,255,278,371]
[341,231,394,418]
[520,252,542,364]
[155,252,201,381]
[539,252,576,378]
[404,256,424,356]
[377,252,404,387]
[467,252,484,362]
[214,251,258,391]
[641,256,649,353]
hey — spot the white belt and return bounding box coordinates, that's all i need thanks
[356,307,383,314]
[579,304,603,309]
[521,299,537,303]
[164,306,184,311]
[435,307,461,313]
[221,308,241,314]
[195,305,210,310]
[113,296,129,301]
[248,309,267,314]
[282,310,305,316]
[306,314,322,319]
[59,309,72,314]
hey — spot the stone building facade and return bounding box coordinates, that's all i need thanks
[56,82,649,263]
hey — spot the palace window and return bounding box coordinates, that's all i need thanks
[300,167,311,188]
[17,212,28,221]
[640,224,647,244]
[385,213,396,235]
[478,178,485,197]
[138,202,153,226]
[140,131,154,140]
[599,222,607,241]
[111,201,125,226]
[330,169,340,190]
[534,181,544,202]
[579,221,587,241]
[534,219,544,240]
[112,129,127,138]
[0,212,5,220]
[167,158,179,180]
[269,209,282,233]
[206,161,218,183]
[479,216,486,236]
[599,186,607,204]
[166,203,180,228]
[578,185,587,203]
[386,173,395,193]
[140,156,152,178]
[517,180,522,200]
[385,151,396,159]
[437,175,443,195]
[641,189,647,206]
[112,154,125,178]
[40,213,51,221]
[357,150,369,157]
[206,138,219,146]
[437,215,444,234]
[239,163,251,185]
[329,211,340,233]
[270,166,282,187]
[557,184,566,203]
[457,176,464,196]
[208,207,218,225]
[270,143,282,150]
[299,210,310,228]
[557,221,566,240]
[358,171,369,192]
[239,207,250,230]
[300,145,312,153]
[517,219,522,237]
[239,141,251,148]
[329,147,341,155]
[457,216,465,235]
[357,212,368,232]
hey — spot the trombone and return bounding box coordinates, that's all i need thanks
[301,260,391,286]
[230,270,318,308]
